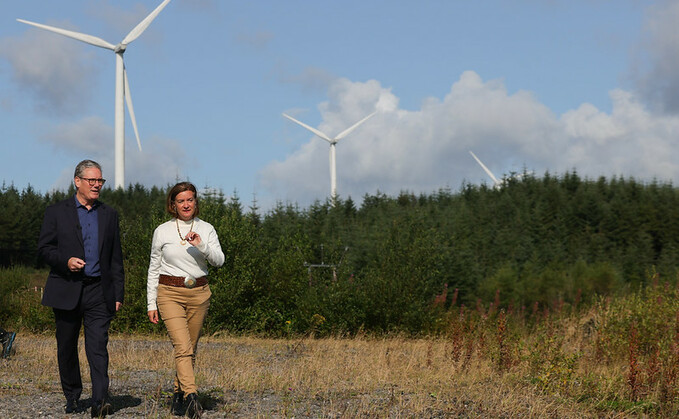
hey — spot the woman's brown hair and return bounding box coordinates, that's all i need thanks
[166,182,200,218]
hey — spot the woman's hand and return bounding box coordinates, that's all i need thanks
[148,310,159,324]
[185,231,202,247]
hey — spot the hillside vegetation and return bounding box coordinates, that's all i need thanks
[2,171,679,334]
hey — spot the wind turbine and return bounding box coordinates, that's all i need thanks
[283,111,376,202]
[18,0,172,189]
[469,150,530,188]
[469,150,502,187]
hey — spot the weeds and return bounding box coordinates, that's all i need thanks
[627,321,640,401]
[436,270,679,415]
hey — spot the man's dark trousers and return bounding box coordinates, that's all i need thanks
[54,280,113,402]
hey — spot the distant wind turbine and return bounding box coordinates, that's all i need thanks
[18,0,172,189]
[469,150,530,187]
[469,150,501,187]
[283,111,376,202]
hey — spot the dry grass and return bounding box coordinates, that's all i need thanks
[2,332,605,418]
[4,280,678,417]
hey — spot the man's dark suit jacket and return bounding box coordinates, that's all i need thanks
[37,197,125,313]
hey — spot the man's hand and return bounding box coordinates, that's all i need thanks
[115,302,123,312]
[68,257,86,272]
[148,310,159,324]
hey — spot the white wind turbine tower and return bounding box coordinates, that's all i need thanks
[283,111,376,203]
[18,0,172,189]
[469,150,502,187]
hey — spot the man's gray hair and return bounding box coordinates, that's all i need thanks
[74,159,102,178]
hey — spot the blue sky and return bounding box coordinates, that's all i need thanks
[2,0,678,211]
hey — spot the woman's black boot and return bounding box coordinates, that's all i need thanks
[185,393,202,418]
[171,391,184,415]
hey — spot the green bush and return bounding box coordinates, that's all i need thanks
[0,266,52,331]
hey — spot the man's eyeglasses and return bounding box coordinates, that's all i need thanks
[79,177,106,186]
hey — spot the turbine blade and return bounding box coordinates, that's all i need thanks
[335,111,376,140]
[282,113,333,143]
[123,66,142,151]
[469,151,500,185]
[17,19,116,50]
[121,0,172,45]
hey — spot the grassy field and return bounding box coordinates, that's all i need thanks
[2,268,679,417]
[2,321,675,418]
[2,333,597,418]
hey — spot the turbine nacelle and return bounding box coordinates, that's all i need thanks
[114,44,127,53]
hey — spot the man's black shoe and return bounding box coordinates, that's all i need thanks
[65,398,79,413]
[171,390,184,415]
[91,400,112,418]
[185,393,202,419]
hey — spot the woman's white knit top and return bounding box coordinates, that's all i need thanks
[147,217,224,311]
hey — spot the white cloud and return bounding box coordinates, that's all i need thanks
[633,0,679,114]
[560,88,679,178]
[41,116,187,190]
[41,116,111,153]
[0,24,99,115]
[125,135,188,188]
[260,71,679,206]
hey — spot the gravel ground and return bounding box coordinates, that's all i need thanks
[0,386,316,418]
[0,367,239,418]
[0,386,302,418]
[0,338,313,418]
[0,366,320,418]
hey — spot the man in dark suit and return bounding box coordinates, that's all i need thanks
[37,159,124,417]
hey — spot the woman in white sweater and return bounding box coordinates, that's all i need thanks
[147,182,224,418]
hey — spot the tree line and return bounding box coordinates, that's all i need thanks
[2,170,679,334]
